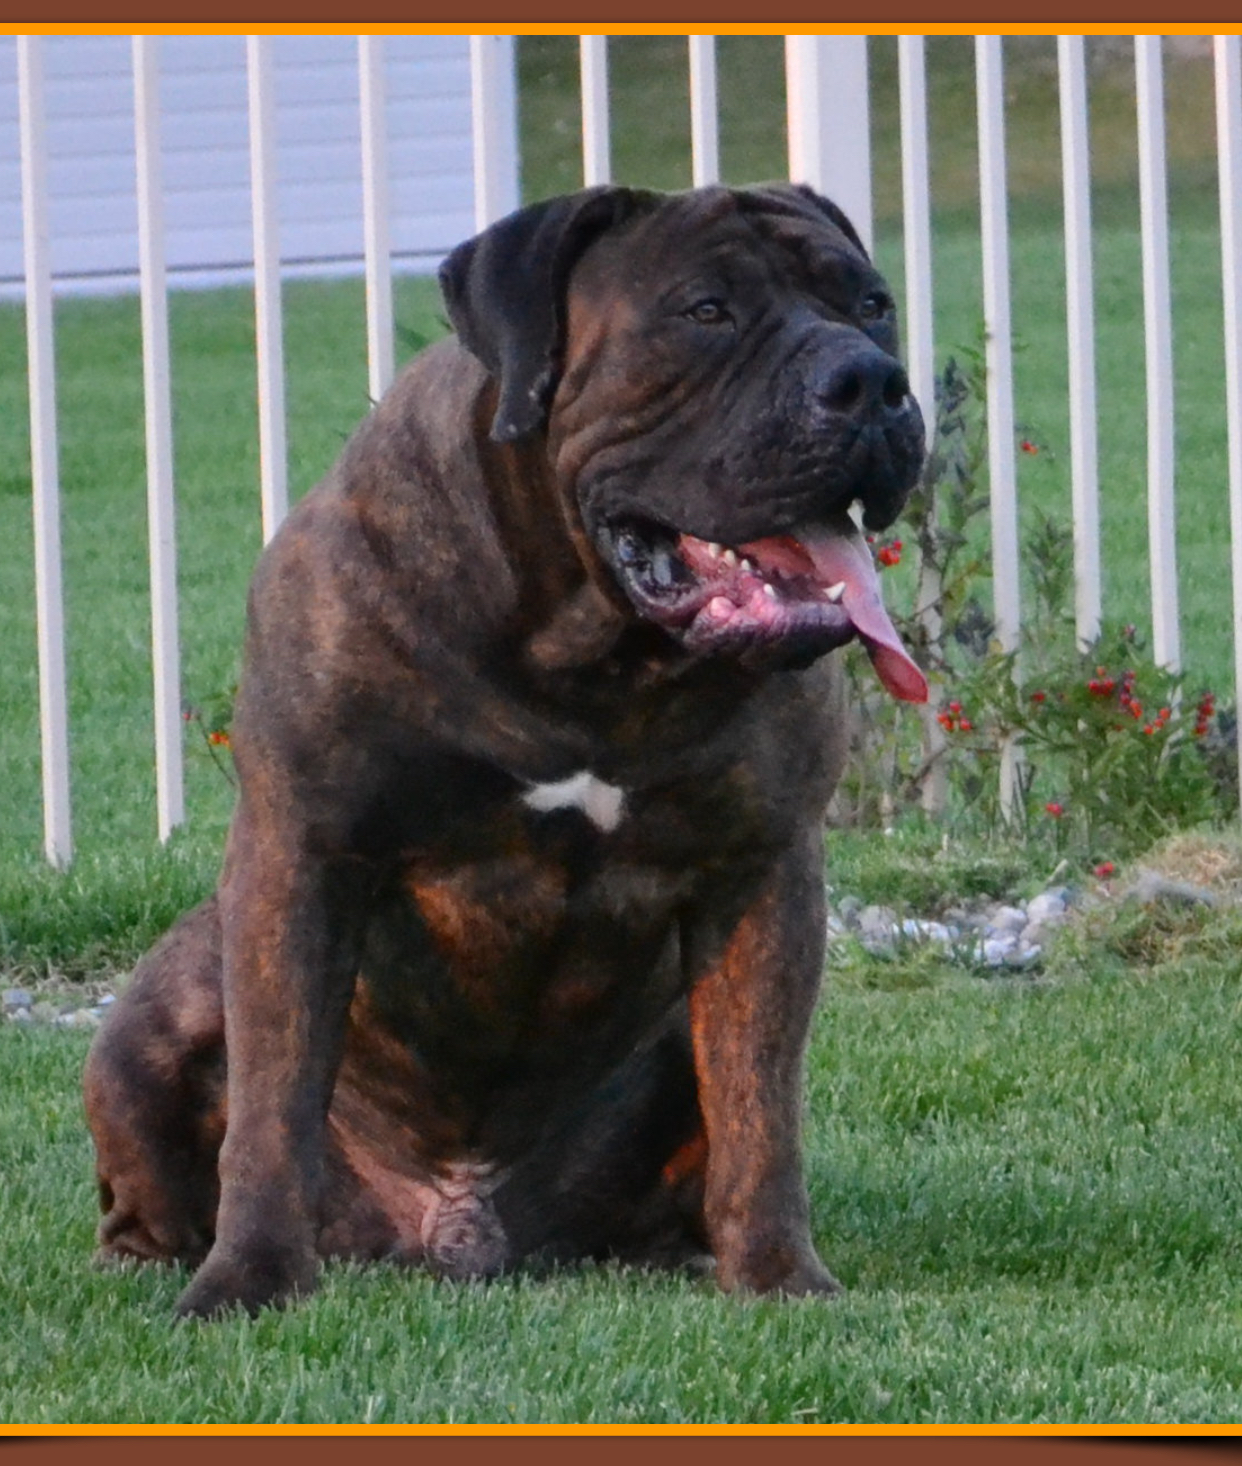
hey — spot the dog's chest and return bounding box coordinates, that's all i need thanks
[519,768,626,832]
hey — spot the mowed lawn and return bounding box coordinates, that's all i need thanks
[3,35,1242,1426]
[5,941,1242,1424]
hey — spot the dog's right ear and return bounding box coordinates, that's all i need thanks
[439,187,652,443]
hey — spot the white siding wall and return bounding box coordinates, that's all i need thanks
[0,34,484,293]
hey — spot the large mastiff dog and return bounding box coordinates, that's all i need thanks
[85,183,927,1318]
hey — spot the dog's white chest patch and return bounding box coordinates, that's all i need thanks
[521,769,625,832]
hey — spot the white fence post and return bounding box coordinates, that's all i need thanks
[580,36,611,187]
[688,36,720,187]
[898,36,934,429]
[132,36,184,842]
[17,35,72,869]
[469,35,520,229]
[784,35,872,252]
[246,36,289,545]
[359,36,394,404]
[976,37,1020,659]
[1216,34,1242,816]
[976,36,1022,815]
[1058,35,1102,651]
[1136,36,1180,674]
[899,36,946,816]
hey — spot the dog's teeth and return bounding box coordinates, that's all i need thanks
[721,549,737,568]
[762,582,778,600]
[826,581,846,603]
[707,542,723,557]
[740,558,756,574]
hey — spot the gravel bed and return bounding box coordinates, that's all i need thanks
[1,867,1225,1027]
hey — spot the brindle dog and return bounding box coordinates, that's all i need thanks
[84,183,927,1317]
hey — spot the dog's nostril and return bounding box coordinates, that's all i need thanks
[820,354,910,416]
[826,372,864,412]
[883,367,910,410]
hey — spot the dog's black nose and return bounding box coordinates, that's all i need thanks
[818,343,911,418]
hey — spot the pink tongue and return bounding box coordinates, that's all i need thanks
[796,518,928,703]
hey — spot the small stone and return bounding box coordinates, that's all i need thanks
[987,905,1028,935]
[977,934,1018,966]
[7,1007,32,1024]
[1026,890,1069,927]
[900,918,955,944]
[2,988,33,1013]
[97,993,116,1008]
[57,1008,101,1031]
[858,905,899,951]
[836,896,864,930]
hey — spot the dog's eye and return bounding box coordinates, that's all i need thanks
[684,298,731,326]
[859,292,892,322]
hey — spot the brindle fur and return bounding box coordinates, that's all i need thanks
[84,184,922,1317]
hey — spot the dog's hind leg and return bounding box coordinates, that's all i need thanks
[497,1017,710,1273]
[83,898,227,1267]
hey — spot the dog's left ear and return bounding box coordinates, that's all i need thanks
[440,187,653,443]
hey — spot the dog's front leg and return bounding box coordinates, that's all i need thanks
[176,803,363,1318]
[685,829,841,1298]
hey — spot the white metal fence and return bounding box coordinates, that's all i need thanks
[11,33,1242,865]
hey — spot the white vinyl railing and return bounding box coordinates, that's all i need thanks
[360,34,395,404]
[688,36,720,187]
[133,35,184,844]
[579,37,611,188]
[17,36,71,869]
[13,34,1242,862]
[246,36,289,548]
[1058,35,1102,653]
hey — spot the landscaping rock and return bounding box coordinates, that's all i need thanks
[1026,889,1070,926]
[55,1008,101,1032]
[987,905,1029,935]
[2,988,33,1014]
[858,904,900,952]
[900,918,955,943]
[978,934,1018,966]
[835,895,864,930]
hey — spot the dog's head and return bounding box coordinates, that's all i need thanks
[440,184,927,700]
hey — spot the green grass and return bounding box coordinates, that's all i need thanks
[6,935,1242,1423]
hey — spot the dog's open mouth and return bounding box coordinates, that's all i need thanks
[602,511,928,702]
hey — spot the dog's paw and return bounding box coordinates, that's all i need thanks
[175,1240,318,1319]
[718,1245,844,1300]
[770,1257,844,1299]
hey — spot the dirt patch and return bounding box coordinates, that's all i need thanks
[1134,831,1242,901]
